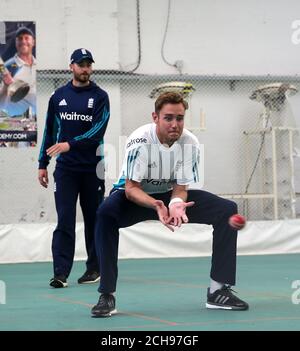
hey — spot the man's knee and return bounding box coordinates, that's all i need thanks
[223,199,238,215]
[96,202,110,218]
[96,200,119,221]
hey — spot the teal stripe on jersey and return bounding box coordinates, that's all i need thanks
[192,148,200,182]
[74,107,109,141]
[38,128,48,162]
[128,150,136,179]
[74,112,108,141]
[128,147,141,179]
[75,106,109,140]
[113,175,126,189]
[126,149,132,178]
[55,115,62,160]
[192,163,198,182]
[98,139,104,160]
[54,114,61,142]
[38,113,60,162]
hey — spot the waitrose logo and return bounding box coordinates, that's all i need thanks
[60,112,92,122]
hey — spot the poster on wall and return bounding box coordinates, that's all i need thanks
[0,21,36,147]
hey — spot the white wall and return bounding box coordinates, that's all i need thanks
[2,219,300,263]
[118,0,300,75]
[1,0,300,224]
[2,0,300,73]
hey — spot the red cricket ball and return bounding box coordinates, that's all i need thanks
[228,214,246,230]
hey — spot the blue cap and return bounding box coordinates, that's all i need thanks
[16,26,34,38]
[70,48,95,64]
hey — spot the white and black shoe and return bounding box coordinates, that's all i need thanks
[91,294,117,317]
[206,285,249,310]
[49,275,68,288]
[78,271,100,284]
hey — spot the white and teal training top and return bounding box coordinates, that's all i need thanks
[114,123,202,194]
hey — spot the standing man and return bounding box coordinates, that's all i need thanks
[91,92,248,317]
[0,26,36,116]
[38,48,110,288]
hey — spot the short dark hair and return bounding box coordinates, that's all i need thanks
[154,92,189,114]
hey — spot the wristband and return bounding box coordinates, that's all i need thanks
[168,197,184,208]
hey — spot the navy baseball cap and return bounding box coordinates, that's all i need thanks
[16,26,34,38]
[70,48,95,64]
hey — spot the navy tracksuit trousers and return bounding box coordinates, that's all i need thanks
[95,189,238,294]
[52,167,104,277]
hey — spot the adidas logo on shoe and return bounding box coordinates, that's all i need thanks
[206,285,249,310]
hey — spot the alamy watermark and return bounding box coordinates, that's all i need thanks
[291,280,300,304]
[94,136,204,188]
[0,280,6,304]
[291,20,300,44]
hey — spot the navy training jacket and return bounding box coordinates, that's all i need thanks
[38,80,110,172]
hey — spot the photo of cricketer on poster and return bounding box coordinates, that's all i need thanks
[0,21,36,147]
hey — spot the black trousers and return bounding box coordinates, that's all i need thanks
[52,167,104,277]
[95,189,238,293]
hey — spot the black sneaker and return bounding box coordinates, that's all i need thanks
[91,294,117,317]
[49,275,68,288]
[206,285,249,310]
[78,271,100,284]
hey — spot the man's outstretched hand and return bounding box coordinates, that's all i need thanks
[168,201,195,227]
[154,200,195,231]
[154,200,175,232]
